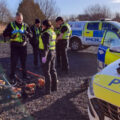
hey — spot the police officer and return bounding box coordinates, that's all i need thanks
[30,19,41,67]
[39,19,58,95]
[3,12,32,84]
[55,17,72,73]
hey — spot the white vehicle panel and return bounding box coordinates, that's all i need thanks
[98,59,120,77]
[83,37,102,45]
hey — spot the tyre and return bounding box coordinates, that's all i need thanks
[69,37,82,51]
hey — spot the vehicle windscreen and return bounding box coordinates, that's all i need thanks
[111,21,120,29]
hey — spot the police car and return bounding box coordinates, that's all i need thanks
[88,58,120,120]
[69,20,120,51]
[97,30,120,71]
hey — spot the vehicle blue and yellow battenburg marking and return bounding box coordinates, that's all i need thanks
[93,30,104,37]
[93,74,120,107]
[72,30,82,36]
[72,30,104,38]
[97,30,120,67]
[98,45,120,65]
[97,45,108,63]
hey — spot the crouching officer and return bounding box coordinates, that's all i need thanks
[55,17,72,73]
[39,20,58,95]
[3,12,32,84]
[30,19,41,67]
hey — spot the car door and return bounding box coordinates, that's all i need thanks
[97,30,120,70]
[83,22,103,45]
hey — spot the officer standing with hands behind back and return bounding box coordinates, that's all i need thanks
[55,17,72,73]
[3,12,32,85]
[39,19,58,95]
[30,19,41,67]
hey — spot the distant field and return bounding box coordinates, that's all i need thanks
[0,24,6,34]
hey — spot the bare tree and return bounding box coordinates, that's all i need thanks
[84,4,111,21]
[77,14,91,21]
[64,15,78,22]
[113,12,120,22]
[35,0,60,19]
[0,0,12,23]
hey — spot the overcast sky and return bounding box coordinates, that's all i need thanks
[5,0,120,16]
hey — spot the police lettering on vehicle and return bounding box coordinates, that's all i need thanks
[108,79,120,86]
[86,38,100,42]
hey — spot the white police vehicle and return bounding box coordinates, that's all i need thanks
[69,20,120,51]
[88,59,120,120]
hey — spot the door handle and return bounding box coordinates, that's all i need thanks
[86,32,90,33]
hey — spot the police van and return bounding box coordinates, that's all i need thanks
[69,20,120,51]
[88,58,120,120]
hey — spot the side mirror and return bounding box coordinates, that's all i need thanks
[110,46,120,53]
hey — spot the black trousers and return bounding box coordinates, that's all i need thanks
[42,51,58,92]
[56,42,61,67]
[32,45,39,66]
[56,40,69,71]
[10,45,27,78]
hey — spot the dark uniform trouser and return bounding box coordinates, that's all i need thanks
[42,51,57,93]
[10,45,27,78]
[33,45,39,66]
[56,42,61,67]
[56,39,69,71]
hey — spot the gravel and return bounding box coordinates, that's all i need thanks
[0,43,97,120]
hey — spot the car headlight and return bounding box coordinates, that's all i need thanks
[89,76,94,96]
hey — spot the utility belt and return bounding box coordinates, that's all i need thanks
[57,39,68,48]
[10,41,27,48]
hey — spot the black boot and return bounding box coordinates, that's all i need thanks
[9,74,17,86]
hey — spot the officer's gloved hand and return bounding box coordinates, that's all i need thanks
[42,57,46,63]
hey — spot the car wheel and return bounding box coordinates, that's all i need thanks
[70,37,82,51]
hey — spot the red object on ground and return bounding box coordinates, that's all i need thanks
[38,78,45,87]
[26,83,36,88]
[19,68,44,78]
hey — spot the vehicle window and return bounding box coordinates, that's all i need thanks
[87,23,99,30]
[110,38,120,48]
[102,23,118,32]
[103,31,119,47]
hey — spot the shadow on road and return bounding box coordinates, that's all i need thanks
[20,88,89,120]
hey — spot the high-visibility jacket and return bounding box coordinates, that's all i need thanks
[60,23,72,40]
[39,28,56,50]
[10,22,27,42]
[54,27,60,36]
[34,26,41,36]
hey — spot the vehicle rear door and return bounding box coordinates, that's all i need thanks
[83,22,103,45]
[98,31,120,69]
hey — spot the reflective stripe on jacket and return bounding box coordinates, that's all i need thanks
[60,23,72,39]
[34,26,40,35]
[10,22,26,42]
[39,28,56,50]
